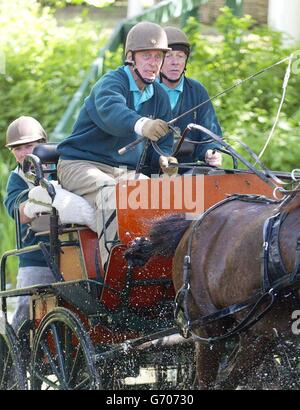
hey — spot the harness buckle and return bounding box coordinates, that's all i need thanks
[182,322,192,339]
[184,255,191,266]
[263,241,269,251]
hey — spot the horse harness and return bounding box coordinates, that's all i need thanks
[174,193,300,344]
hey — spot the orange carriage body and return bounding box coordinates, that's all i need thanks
[94,174,275,310]
[31,173,276,345]
[36,173,275,315]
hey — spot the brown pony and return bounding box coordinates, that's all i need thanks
[125,189,300,389]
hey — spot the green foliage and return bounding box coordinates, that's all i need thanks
[0,0,107,282]
[185,7,300,171]
[103,44,124,72]
[0,1,105,136]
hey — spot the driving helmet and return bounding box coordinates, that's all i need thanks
[125,21,171,56]
[6,116,47,148]
[164,26,190,55]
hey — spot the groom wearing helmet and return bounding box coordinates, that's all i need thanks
[159,26,223,170]
[57,21,177,271]
[4,116,55,333]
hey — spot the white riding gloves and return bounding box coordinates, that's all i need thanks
[23,182,97,232]
[205,149,222,167]
[24,200,51,219]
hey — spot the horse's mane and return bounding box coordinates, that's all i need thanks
[148,213,191,255]
[125,214,191,267]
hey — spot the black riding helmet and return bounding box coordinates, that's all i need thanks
[161,26,191,83]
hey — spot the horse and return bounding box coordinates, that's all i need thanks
[125,187,300,389]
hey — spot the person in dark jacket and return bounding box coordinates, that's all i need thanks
[57,22,178,270]
[159,26,223,168]
[4,116,55,333]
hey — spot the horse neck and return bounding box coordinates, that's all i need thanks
[280,188,300,214]
[280,198,300,273]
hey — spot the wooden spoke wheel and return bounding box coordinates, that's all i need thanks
[0,322,27,390]
[30,308,100,390]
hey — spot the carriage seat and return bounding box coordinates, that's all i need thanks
[32,142,59,165]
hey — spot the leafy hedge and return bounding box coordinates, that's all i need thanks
[185,8,300,170]
[0,1,106,144]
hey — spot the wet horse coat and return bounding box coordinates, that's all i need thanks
[126,189,300,388]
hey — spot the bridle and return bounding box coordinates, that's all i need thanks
[174,190,300,344]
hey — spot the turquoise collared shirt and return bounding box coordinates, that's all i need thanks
[157,76,184,110]
[124,65,154,112]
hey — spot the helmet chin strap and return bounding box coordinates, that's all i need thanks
[160,70,183,83]
[160,54,188,84]
[134,66,155,85]
[125,57,155,85]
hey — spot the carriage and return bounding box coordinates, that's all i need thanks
[0,128,291,390]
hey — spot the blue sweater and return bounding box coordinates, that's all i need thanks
[160,77,222,163]
[4,169,49,268]
[57,66,173,174]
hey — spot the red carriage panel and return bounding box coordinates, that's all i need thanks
[116,174,275,243]
[97,245,174,310]
[38,174,276,323]
[95,173,275,311]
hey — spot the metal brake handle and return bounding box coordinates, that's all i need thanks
[22,153,56,200]
[23,154,44,184]
[118,123,176,156]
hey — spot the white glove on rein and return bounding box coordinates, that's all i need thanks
[23,181,97,232]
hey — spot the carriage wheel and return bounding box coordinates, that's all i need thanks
[0,322,27,390]
[30,307,100,390]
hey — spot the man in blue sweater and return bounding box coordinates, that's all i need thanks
[159,26,223,169]
[4,116,55,333]
[57,21,177,269]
